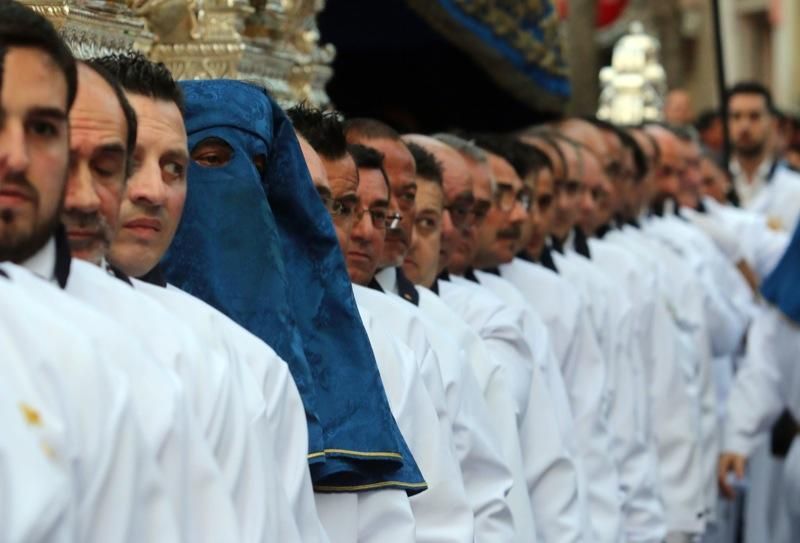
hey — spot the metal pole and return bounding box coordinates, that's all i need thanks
[710,0,739,203]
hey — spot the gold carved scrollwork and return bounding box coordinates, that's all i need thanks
[20,0,334,107]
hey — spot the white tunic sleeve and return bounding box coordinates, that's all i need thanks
[354,291,475,543]
[724,306,797,456]
[0,276,181,542]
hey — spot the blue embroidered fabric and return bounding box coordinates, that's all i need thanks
[162,80,424,492]
[762,220,800,324]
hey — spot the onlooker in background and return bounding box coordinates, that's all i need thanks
[696,109,724,161]
[727,81,800,230]
[664,89,695,127]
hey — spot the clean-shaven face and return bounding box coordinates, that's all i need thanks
[110,93,187,277]
[403,178,444,288]
[345,167,390,285]
[352,138,416,267]
[63,64,129,264]
[321,153,359,254]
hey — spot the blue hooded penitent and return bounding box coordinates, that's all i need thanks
[162,79,425,493]
[762,220,800,324]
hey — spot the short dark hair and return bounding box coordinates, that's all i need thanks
[469,133,552,179]
[617,129,648,182]
[90,52,184,114]
[0,0,77,109]
[520,132,566,177]
[348,143,390,193]
[695,109,720,132]
[287,102,348,161]
[344,118,402,142]
[405,141,443,185]
[81,60,138,178]
[726,81,775,115]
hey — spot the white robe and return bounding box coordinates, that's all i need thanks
[0,273,180,542]
[438,277,588,543]
[745,165,800,232]
[0,358,72,543]
[416,286,537,543]
[604,224,709,534]
[14,244,242,542]
[684,198,789,280]
[373,270,515,541]
[645,214,753,524]
[724,305,800,540]
[353,285,475,543]
[132,279,323,543]
[500,257,666,543]
[473,269,624,543]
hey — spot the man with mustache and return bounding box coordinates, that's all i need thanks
[92,52,324,542]
[632,125,755,543]
[727,82,800,231]
[0,3,186,540]
[290,108,475,542]
[476,134,668,543]
[344,119,515,542]
[400,137,539,542]
[453,140,624,543]
[426,133,591,543]
[345,143,513,543]
[549,126,713,543]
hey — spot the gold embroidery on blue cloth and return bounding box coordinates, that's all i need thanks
[314,481,430,492]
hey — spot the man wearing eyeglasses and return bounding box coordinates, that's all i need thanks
[289,106,482,543]
[420,134,591,543]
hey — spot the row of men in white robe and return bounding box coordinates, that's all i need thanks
[3,4,800,541]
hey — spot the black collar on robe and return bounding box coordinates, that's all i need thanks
[573,227,592,259]
[517,246,559,273]
[53,225,72,289]
[431,269,450,295]
[624,217,640,229]
[551,227,591,259]
[463,267,480,283]
[367,268,420,307]
[395,267,420,306]
[139,264,168,288]
[595,223,611,239]
[53,225,133,288]
[367,276,384,293]
[550,234,564,254]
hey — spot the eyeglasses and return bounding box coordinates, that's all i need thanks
[350,207,398,230]
[445,202,476,229]
[471,200,492,223]
[495,184,532,212]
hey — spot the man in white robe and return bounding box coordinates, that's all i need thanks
[346,119,515,541]
[428,134,589,543]
[727,82,800,231]
[1,50,243,540]
[500,131,667,543]
[0,15,188,540]
[0,273,179,543]
[94,52,326,543]
[291,115,470,542]
[399,135,537,543]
